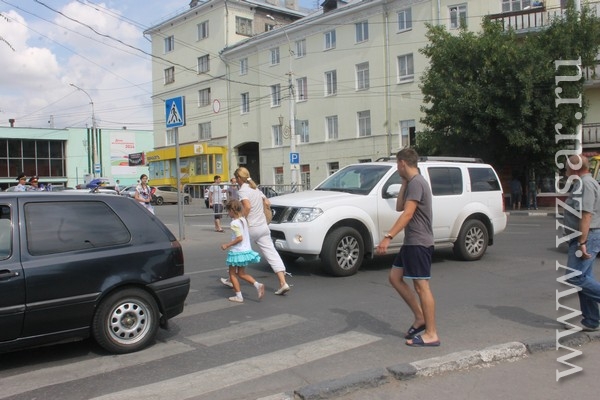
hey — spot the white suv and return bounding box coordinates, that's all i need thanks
[268,157,507,276]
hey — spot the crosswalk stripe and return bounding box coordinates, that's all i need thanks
[187,314,307,346]
[176,298,239,318]
[89,331,381,400]
[0,341,194,399]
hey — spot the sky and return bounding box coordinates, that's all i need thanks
[0,0,315,131]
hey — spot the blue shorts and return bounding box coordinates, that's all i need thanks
[392,245,434,279]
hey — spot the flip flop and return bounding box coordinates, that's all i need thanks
[404,324,426,339]
[406,335,441,347]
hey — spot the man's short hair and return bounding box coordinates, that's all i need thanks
[396,148,419,167]
[214,175,221,181]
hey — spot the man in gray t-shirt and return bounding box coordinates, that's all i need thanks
[376,148,439,348]
[563,155,600,331]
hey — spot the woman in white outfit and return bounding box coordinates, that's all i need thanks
[221,167,290,295]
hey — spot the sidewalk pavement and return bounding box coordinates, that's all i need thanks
[273,331,600,400]
[257,206,587,400]
[505,206,556,217]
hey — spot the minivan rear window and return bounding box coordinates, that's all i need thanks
[468,167,501,192]
[25,201,131,255]
[428,167,463,196]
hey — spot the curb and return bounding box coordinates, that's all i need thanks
[291,331,600,400]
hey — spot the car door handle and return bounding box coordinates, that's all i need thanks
[0,269,19,279]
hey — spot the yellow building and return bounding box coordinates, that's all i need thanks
[146,142,229,186]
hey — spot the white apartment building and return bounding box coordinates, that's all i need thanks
[145,0,599,190]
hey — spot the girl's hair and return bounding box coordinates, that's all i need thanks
[225,199,243,217]
[234,167,257,189]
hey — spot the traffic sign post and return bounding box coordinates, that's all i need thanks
[165,96,186,240]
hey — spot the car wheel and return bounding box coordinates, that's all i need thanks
[453,219,489,261]
[154,196,164,205]
[184,197,190,205]
[92,288,159,354]
[321,227,364,277]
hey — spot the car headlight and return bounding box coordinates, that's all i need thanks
[292,207,323,223]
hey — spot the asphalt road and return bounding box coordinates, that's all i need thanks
[0,206,581,400]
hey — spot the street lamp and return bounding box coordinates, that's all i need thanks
[267,15,299,192]
[70,83,99,177]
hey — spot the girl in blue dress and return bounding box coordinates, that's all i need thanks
[220,200,264,302]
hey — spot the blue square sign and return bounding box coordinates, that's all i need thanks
[165,96,185,128]
[290,152,300,164]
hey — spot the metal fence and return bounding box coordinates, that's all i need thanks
[180,183,309,217]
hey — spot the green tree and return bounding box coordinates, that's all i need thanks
[416,3,600,173]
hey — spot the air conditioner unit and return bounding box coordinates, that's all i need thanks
[238,155,247,164]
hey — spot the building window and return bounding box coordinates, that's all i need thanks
[265,23,275,31]
[164,35,174,53]
[502,0,531,12]
[274,166,284,185]
[355,21,368,43]
[198,88,211,107]
[0,139,66,180]
[241,92,250,114]
[164,67,175,84]
[273,125,283,146]
[297,120,309,143]
[449,4,468,29]
[397,54,414,82]
[270,47,280,65]
[356,62,370,90]
[296,77,308,101]
[326,115,338,140]
[197,21,209,40]
[295,39,306,58]
[398,8,412,31]
[271,84,281,107]
[301,164,311,189]
[236,16,253,36]
[197,55,209,73]
[324,30,336,50]
[240,58,248,75]
[325,70,337,96]
[166,129,176,146]
[358,110,371,137]
[198,122,211,140]
[327,162,339,176]
[400,119,416,147]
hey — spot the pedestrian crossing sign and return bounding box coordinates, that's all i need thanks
[165,96,185,128]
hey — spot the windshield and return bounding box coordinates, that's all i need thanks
[315,164,392,195]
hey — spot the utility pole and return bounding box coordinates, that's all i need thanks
[70,83,99,177]
[267,15,299,192]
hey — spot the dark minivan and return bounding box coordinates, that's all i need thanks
[0,192,190,354]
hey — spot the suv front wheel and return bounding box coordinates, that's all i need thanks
[92,288,160,354]
[453,219,489,261]
[321,227,364,277]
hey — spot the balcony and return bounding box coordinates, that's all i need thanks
[487,5,557,32]
[583,123,600,148]
[488,2,600,33]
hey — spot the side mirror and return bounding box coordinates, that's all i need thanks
[385,184,401,198]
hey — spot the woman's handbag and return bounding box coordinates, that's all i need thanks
[263,198,273,224]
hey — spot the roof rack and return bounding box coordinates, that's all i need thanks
[376,156,484,163]
[418,156,484,163]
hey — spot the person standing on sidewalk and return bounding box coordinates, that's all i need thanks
[209,175,226,232]
[376,148,440,347]
[564,154,600,331]
[527,176,538,210]
[221,167,291,295]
